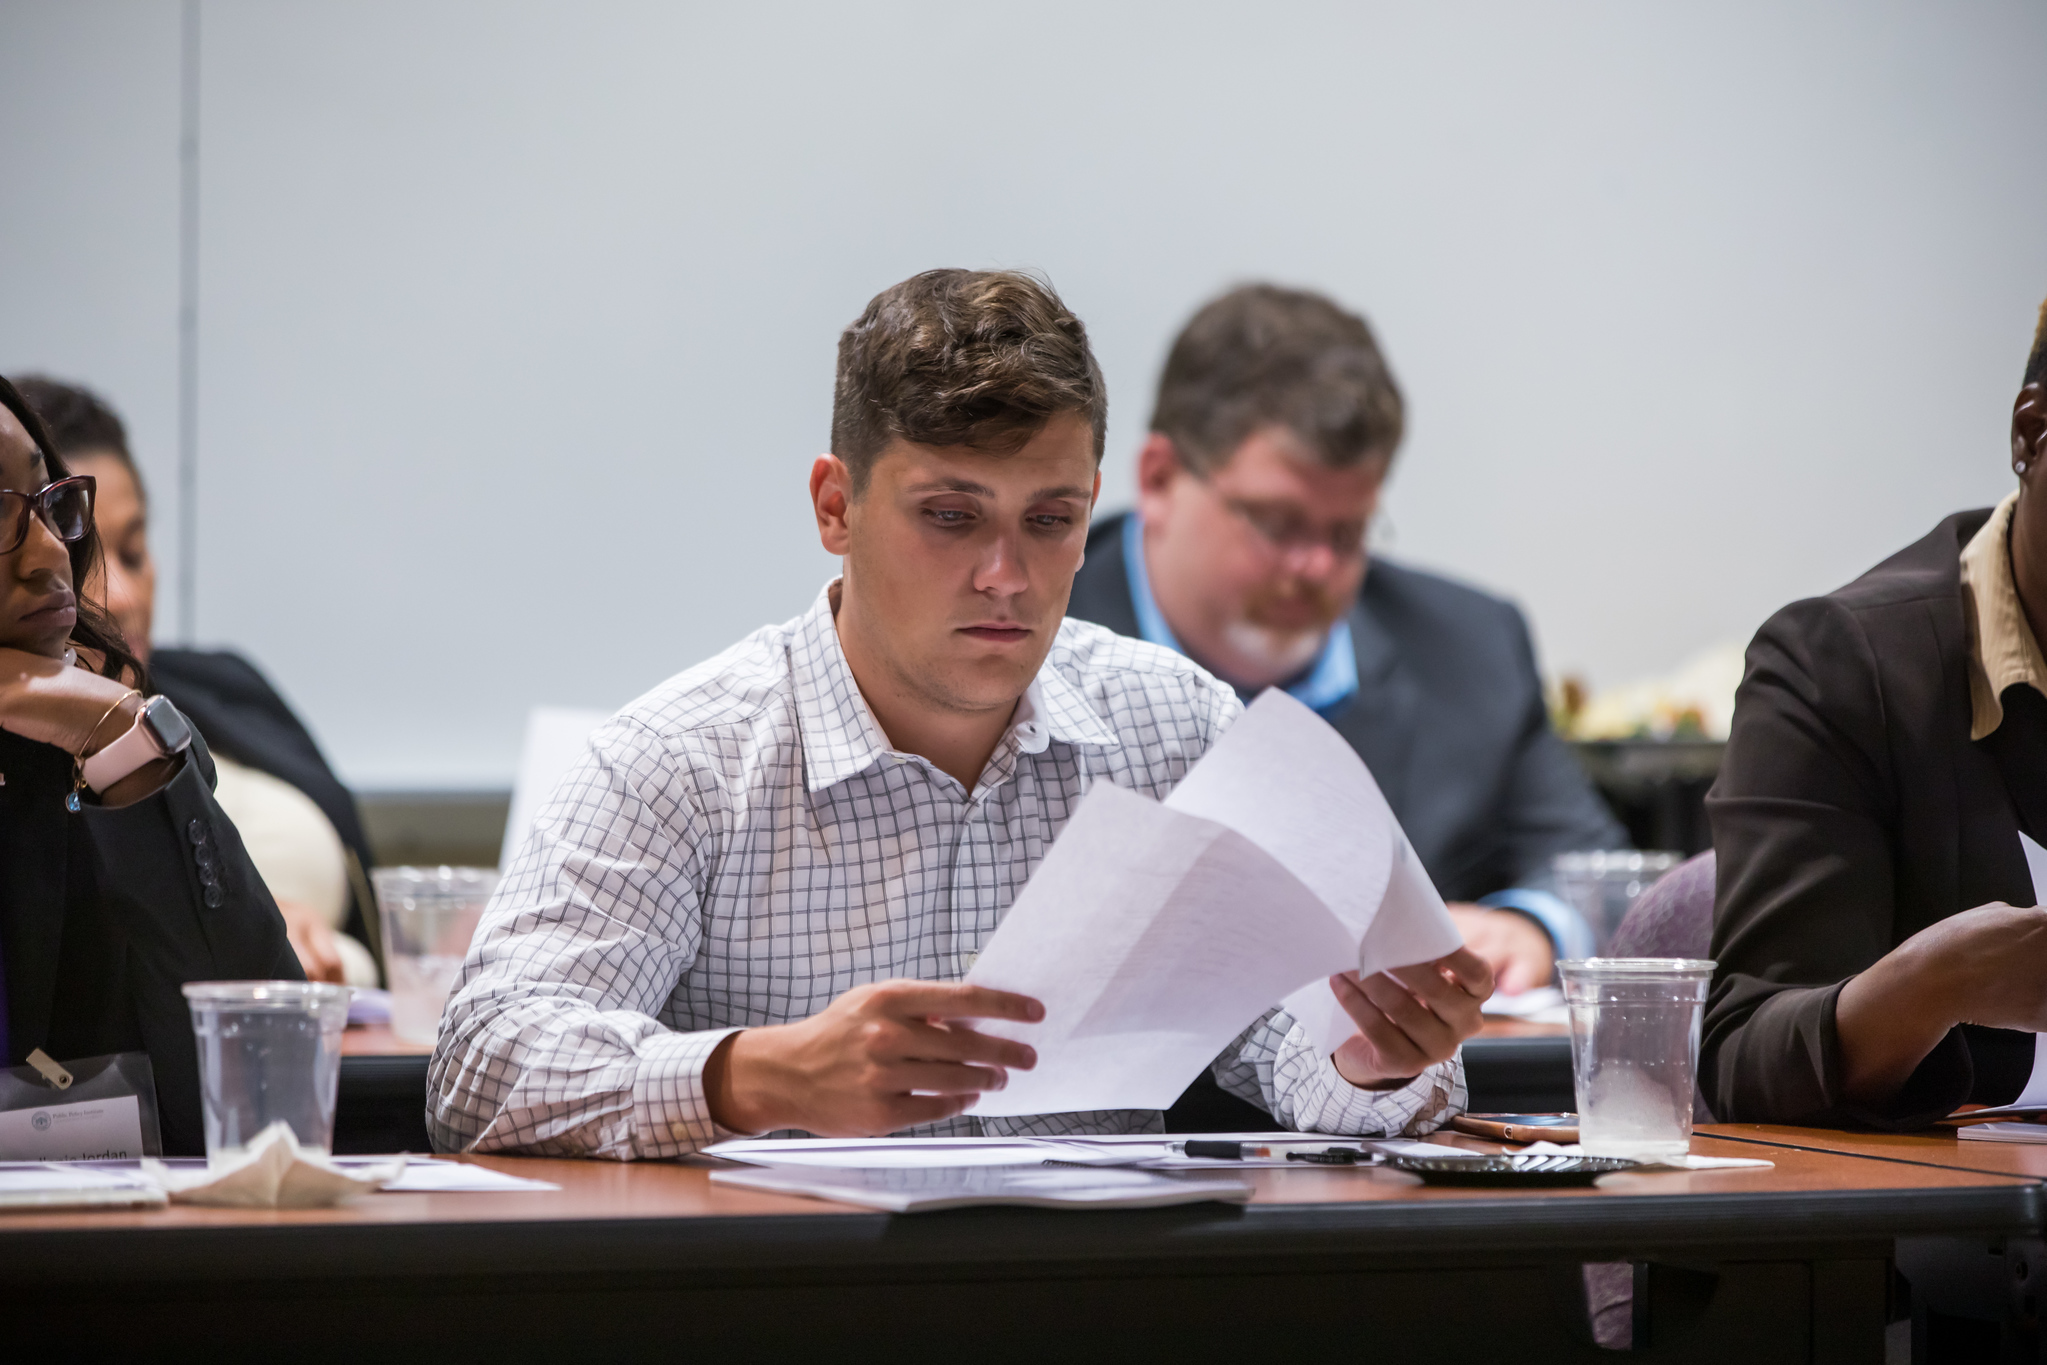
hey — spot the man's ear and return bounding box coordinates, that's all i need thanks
[1136,433,1183,497]
[1135,433,1188,530]
[811,454,855,555]
[2016,384,2047,473]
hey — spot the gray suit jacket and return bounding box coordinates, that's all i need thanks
[1068,513,1622,902]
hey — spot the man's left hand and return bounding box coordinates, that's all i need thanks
[1447,903,1555,997]
[1328,946,1492,1090]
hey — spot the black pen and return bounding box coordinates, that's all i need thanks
[1169,1140,1371,1163]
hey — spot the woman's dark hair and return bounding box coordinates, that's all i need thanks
[0,373,145,686]
[12,375,147,504]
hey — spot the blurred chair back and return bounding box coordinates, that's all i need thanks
[1606,850,1715,960]
[1604,849,1718,1121]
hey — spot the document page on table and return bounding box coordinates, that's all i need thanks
[962,689,1461,1116]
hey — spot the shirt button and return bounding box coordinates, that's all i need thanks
[187,819,208,846]
[202,885,224,909]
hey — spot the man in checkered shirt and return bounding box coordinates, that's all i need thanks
[429,269,1491,1158]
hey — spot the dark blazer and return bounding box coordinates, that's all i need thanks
[1069,513,1624,901]
[150,648,378,958]
[1703,509,2036,1128]
[0,727,302,1155]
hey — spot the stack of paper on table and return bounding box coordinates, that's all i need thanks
[704,1134,1473,1170]
[0,1163,167,1210]
[710,1163,1254,1212]
[959,689,1463,1118]
[1956,1122,2047,1143]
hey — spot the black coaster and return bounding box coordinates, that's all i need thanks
[1385,1152,1639,1187]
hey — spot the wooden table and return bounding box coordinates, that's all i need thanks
[1,1126,2034,1361]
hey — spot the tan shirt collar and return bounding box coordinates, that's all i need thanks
[1962,491,2047,740]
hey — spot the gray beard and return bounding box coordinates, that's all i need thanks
[1220,619,1325,679]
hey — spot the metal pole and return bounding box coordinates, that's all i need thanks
[176,0,201,642]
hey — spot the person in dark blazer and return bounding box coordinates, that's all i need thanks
[0,374,300,1156]
[1068,285,1625,994]
[17,377,381,987]
[1703,303,2047,1128]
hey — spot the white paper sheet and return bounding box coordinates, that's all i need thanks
[1280,829,1465,1054]
[964,781,1353,1115]
[1160,688,1398,934]
[960,690,1463,1115]
[704,1133,1439,1170]
[2013,833,2047,1110]
[0,1162,168,1209]
[709,1163,1254,1212]
[329,1156,562,1192]
[706,1138,1120,1169]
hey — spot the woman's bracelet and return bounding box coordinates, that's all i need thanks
[78,688,141,759]
[70,688,142,801]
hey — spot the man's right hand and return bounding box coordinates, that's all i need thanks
[703,980,1043,1136]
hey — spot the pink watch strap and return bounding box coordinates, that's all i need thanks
[80,710,164,793]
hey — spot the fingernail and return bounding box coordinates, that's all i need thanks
[989,1070,1007,1090]
[1020,1048,1037,1069]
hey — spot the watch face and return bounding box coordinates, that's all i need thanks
[141,696,194,756]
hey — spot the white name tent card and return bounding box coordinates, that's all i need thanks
[0,1093,147,1162]
[962,689,1461,1117]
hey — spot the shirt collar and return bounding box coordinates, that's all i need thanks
[793,579,1117,793]
[1119,511,1359,717]
[792,581,896,792]
[1961,491,2047,742]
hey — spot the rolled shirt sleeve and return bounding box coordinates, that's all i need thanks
[1213,1007,1466,1136]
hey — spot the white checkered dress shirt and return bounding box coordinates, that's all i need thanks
[428,582,1465,1157]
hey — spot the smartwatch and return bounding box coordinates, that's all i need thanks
[81,696,195,794]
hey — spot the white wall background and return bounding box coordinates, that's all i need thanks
[4,0,2044,788]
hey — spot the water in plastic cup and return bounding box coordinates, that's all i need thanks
[1552,851,1682,952]
[183,981,353,1162]
[1558,957,1715,1162]
[372,866,498,1044]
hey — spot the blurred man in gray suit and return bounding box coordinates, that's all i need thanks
[1068,284,1623,1001]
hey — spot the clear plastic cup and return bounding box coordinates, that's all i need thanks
[372,866,499,1044]
[1552,850,1683,951]
[183,981,353,1162]
[1557,957,1715,1162]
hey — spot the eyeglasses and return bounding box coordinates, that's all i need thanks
[0,476,95,555]
[1215,493,1369,561]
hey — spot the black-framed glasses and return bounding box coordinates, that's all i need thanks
[0,475,95,555]
[1214,493,1369,561]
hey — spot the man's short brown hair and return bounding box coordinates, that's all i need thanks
[832,269,1107,491]
[1150,284,1403,474]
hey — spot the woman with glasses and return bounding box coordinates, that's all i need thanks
[0,373,299,1156]
[17,376,381,989]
